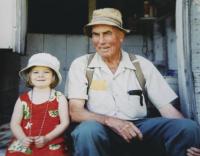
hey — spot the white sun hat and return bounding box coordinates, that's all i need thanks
[19,52,62,85]
[84,8,130,37]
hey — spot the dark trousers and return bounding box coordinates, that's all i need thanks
[71,118,200,156]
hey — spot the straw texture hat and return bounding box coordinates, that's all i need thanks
[84,8,130,37]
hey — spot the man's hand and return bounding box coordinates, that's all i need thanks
[104,117,143,142]
[187,147,200,156]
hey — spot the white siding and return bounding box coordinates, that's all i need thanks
[191,0,200,123]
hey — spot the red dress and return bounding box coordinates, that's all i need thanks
[6,91,70,156]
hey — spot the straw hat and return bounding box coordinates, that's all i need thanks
[84,8,130,37]
[19,53,62,85]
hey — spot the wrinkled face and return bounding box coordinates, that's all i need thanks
[30,66,54,89]
[91,25,125,59]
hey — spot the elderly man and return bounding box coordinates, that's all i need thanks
[67,8,200,156]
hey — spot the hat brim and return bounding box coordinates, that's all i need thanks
[84,21,130,37]
[19,64,62,85]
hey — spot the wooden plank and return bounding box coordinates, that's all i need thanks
[191,24,200,49]
[153,22,166,65]
[19,33,45,93]
[192,60,200,70]
[26,33,44,53]
[191,1,200,21]
[66,35,88,70]
[176,0,196,118]
[64,35,89,96]
[166,17,177,70]
[88,0,96,21]
[193,71,200,82]
[191,0,200,124]
[43,34,67,92]
[122,35,149,56]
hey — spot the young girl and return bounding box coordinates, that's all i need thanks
[6,53,70,156]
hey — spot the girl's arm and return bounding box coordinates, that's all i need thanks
[35,93,69,148]
[10,98,33,147]
[46,93,69,140]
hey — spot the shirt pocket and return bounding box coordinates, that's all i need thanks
[124,94,147,118]
[90,80,107,91]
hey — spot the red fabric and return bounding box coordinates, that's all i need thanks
[6,91,70,156]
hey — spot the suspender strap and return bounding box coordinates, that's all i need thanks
[128,53,149,106]
[86,53,95,94]
[128,54,145,90]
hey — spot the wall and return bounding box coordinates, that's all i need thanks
[0,0,13,49]
[191,0,200,123]
[0,0,27,53]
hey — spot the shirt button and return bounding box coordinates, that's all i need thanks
[113,93,117,96]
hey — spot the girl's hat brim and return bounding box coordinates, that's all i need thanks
[19,53,62,85]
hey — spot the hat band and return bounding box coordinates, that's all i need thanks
[91,16,122,27]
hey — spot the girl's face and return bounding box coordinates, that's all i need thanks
[30,66,54,89]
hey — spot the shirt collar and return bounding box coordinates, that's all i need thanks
[87,53,104,68]
[120,51,136,70]
[88,50,136,70]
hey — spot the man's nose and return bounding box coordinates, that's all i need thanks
[99,34,105,44]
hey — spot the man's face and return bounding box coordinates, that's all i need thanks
[91,24,124,59]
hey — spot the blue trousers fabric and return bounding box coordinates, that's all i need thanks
[71,117,200,156]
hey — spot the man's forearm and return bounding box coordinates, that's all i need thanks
[70,108,107,125]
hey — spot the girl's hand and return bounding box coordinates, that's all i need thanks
[34,136,49,148]
[20,136,33,147]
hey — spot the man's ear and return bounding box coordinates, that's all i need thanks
[119,31,125,43]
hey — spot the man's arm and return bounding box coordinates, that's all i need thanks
[69,99,106,124]
[158,104,184,118]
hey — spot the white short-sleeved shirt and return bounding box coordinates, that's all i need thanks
[67,51,177,120]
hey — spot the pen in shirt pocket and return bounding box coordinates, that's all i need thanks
[127,90,143,106]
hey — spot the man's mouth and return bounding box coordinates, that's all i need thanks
[100,47,109,52]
